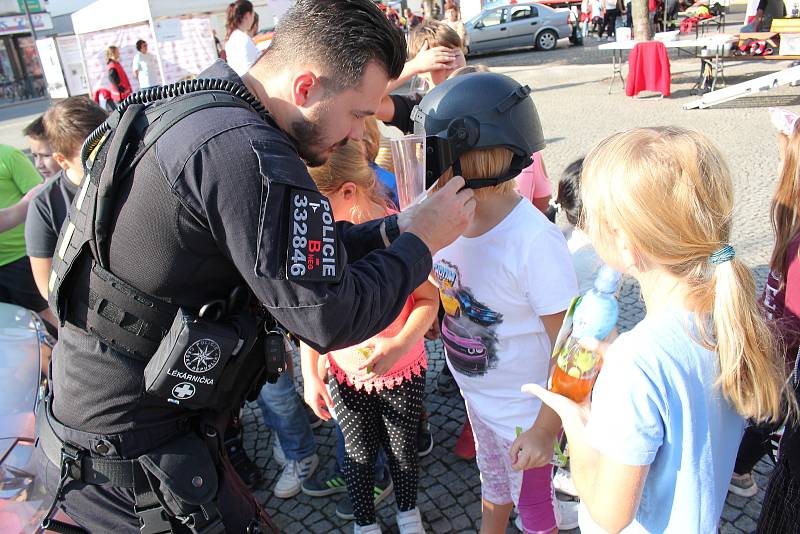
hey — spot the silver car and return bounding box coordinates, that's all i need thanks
[465,3,571,54]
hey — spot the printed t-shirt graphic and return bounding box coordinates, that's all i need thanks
[434,259,503,377]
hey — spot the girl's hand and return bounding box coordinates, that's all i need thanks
[409,42,458,74]
[359,338,408,377]
[303,373,333,421]
[424,318,441,340]
[510,427,556,471]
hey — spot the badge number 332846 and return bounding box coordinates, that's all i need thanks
[287,190,338,282]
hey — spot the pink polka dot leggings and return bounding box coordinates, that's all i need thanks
[330,372,425,526]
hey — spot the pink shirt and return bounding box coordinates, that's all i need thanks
[327,296,427,392]
[515,152,552,202]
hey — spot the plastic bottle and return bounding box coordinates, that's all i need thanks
[549,265,621,403]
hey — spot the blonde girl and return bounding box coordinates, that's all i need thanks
[524,127,791,533]
[300,140,438,534]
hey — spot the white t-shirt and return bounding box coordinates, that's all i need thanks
[225,29,260,76]
[563,226,601,295]
[591,0,605,17]
[131,52,157,89]
[432,199,578,441]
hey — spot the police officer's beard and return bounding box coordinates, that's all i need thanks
[289,111,347,168]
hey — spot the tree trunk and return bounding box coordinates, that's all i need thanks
[632,0,653,41]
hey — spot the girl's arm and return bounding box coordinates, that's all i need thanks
[510,310,565,469]
[526,382,649,533]
[360,280,439,376]
[300,342,333,420]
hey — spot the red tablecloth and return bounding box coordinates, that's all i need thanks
[626,41,671,97]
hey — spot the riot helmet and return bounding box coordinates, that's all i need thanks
[410,71,545,189]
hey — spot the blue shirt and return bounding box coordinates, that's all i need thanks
[581,308,744,533]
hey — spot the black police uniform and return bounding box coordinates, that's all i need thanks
[35,60,432,533]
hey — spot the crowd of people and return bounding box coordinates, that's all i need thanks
[0,1,797,533]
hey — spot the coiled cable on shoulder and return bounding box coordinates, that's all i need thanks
[81,78,268,165]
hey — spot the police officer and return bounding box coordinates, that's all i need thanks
[34,1,475,532]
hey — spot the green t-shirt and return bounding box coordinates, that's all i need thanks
[0,145,42,266]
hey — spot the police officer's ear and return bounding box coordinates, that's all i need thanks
[291,70,326,109]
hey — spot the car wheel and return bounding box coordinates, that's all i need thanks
[536,29,558,51]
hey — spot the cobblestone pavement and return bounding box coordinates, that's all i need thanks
[240,4,788,530]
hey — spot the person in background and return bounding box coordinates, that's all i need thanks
[547,158,601,294]
[404,8,423,30]
[516,153,552,217]
[377,21,465,133]
[249,11,260,37]
[591,0,605,37]
[224,0,260,76]
[131,39,157,89]
[363,117,399,207]
[443,2,466,46]
[525,127,793,533]
[23,116,60,179]
[25,97,108,304]
[106,45,132,103]
[302,140,438,534]
[755,108,800,534]
[0,144,49,323]
[603,0,621,40]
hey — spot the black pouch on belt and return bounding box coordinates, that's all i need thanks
[144,309,255,409]
[137,433,220,520]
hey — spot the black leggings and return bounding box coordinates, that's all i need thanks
[331,372,425,526]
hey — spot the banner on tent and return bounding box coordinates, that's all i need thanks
[154,17,216,83]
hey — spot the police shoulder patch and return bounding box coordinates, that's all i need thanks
[286,189,339,282]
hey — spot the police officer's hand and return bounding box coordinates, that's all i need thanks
[303,374,333,421]
[399,176,475,255]
[358,338,408,378]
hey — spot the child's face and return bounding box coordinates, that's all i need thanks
[27,136,60,178]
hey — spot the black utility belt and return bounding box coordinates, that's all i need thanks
[144,309,288,410]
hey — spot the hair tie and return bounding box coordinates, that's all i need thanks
[710,244,735,265]
[548,198,562,213]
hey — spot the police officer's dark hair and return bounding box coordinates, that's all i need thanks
[135,39,147,52]
[43,97,108,159]
[23,115,46,140]
[553,157,585,226]
[262,0,406,89]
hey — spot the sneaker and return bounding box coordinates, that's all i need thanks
[273,453,319,498]
[555,497,580,530]
[553,467,578,497]
[417,418,434,458]
[354,524,382,534]
[396,507,426,534]
[271,435,287,468]
[335,471,394,520]
[302,469,348,497]
[436,367,458,395]
[729,472,759,497]
[453,419,475,460]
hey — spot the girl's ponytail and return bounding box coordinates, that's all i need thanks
[712,254,788,423]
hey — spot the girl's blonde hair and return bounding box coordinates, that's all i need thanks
[105,46,119,63]
[771,120,800,284]
[307,140,390,224]
[437,147,517,199]
[581,126,789,423]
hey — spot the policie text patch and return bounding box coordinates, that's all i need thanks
[287,189,339,282]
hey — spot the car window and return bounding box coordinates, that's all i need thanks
[480,9,504,27]
[510,6,538,20]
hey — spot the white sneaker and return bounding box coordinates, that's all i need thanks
[397,507,426,534]
[354,523,383,534]
[271,435,287,467]
[553,467,578,497]
[273,453,319,498]
[556,498,580,530]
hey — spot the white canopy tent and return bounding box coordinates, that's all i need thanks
[68,0,278,97]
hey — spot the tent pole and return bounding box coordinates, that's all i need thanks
[147,1,167,85]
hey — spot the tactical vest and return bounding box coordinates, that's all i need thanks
[48,80,283,406]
